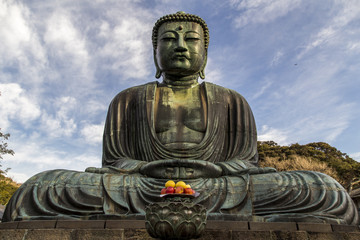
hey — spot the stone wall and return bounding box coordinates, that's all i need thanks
[0,220,359,240]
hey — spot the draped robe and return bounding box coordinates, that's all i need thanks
[2,82,358,225]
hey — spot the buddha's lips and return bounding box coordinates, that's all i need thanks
[172,54,190,60]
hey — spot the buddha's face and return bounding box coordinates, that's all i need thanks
[155,21,206,77]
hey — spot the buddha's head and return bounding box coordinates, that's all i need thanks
[152,12,209,80]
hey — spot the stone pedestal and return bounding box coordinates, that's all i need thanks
[0,220,359,240]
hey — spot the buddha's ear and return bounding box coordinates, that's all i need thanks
[154,50,162,79]
[199,52,207,79]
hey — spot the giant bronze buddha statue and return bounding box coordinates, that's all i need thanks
[2,12,358,225]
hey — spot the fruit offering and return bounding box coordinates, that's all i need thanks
[161,180,196,195]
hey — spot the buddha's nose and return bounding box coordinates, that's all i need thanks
[175,38,187,52]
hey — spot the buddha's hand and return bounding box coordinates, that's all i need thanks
[139,159,223,179]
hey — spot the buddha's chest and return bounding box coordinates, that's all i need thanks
[154,86,207,144]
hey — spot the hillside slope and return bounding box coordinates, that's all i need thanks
[258,141,360,191]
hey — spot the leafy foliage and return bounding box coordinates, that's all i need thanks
[0,131,15,174]
[258,141,360,190]
[0,174,19,205]
[0,115,18,204]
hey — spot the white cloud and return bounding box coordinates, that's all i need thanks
[264,86,355,146]
[80,123,104,145]
[230,0,302,28]
[0,0,31,55]
[270,50,284,67]
[73,153,100,167]
[4,141,70,169]
[0,83,41,130]
[257,83,355,147]
[252,79,272,100]
[5,171,29,184]
[298,0,360,59]
[3,133,102,183]
[0,0,47,84]
[258,125,289,145]
[205,57,222,84]
[289,103,354,143]
[96,16,153,80]
[205,68,222,84]
[40,96,77,138]
[44,10,91,80]
[347,41,360,52]
[82,99,107,116]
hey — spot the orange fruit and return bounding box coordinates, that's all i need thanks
[184,188,193,194]
[175,187,184,194]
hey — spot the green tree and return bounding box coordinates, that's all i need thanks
[0,130,18,205]
[0,131,15,174]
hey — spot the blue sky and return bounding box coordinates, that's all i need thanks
[1,0,359,183]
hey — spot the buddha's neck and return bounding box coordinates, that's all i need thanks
[162,74,199,88]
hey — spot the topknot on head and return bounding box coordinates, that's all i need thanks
[152,12,209,50]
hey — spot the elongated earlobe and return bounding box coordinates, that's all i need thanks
[199,69,205,79]
[155,69,162,79]
[199,53,207,79]
[154,51,162,79]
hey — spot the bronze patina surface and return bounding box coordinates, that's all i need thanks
[2,12,359,225]
[145,196,207,239]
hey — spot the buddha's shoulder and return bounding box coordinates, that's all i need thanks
[110,82,157,102]
[203,82,246,100]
